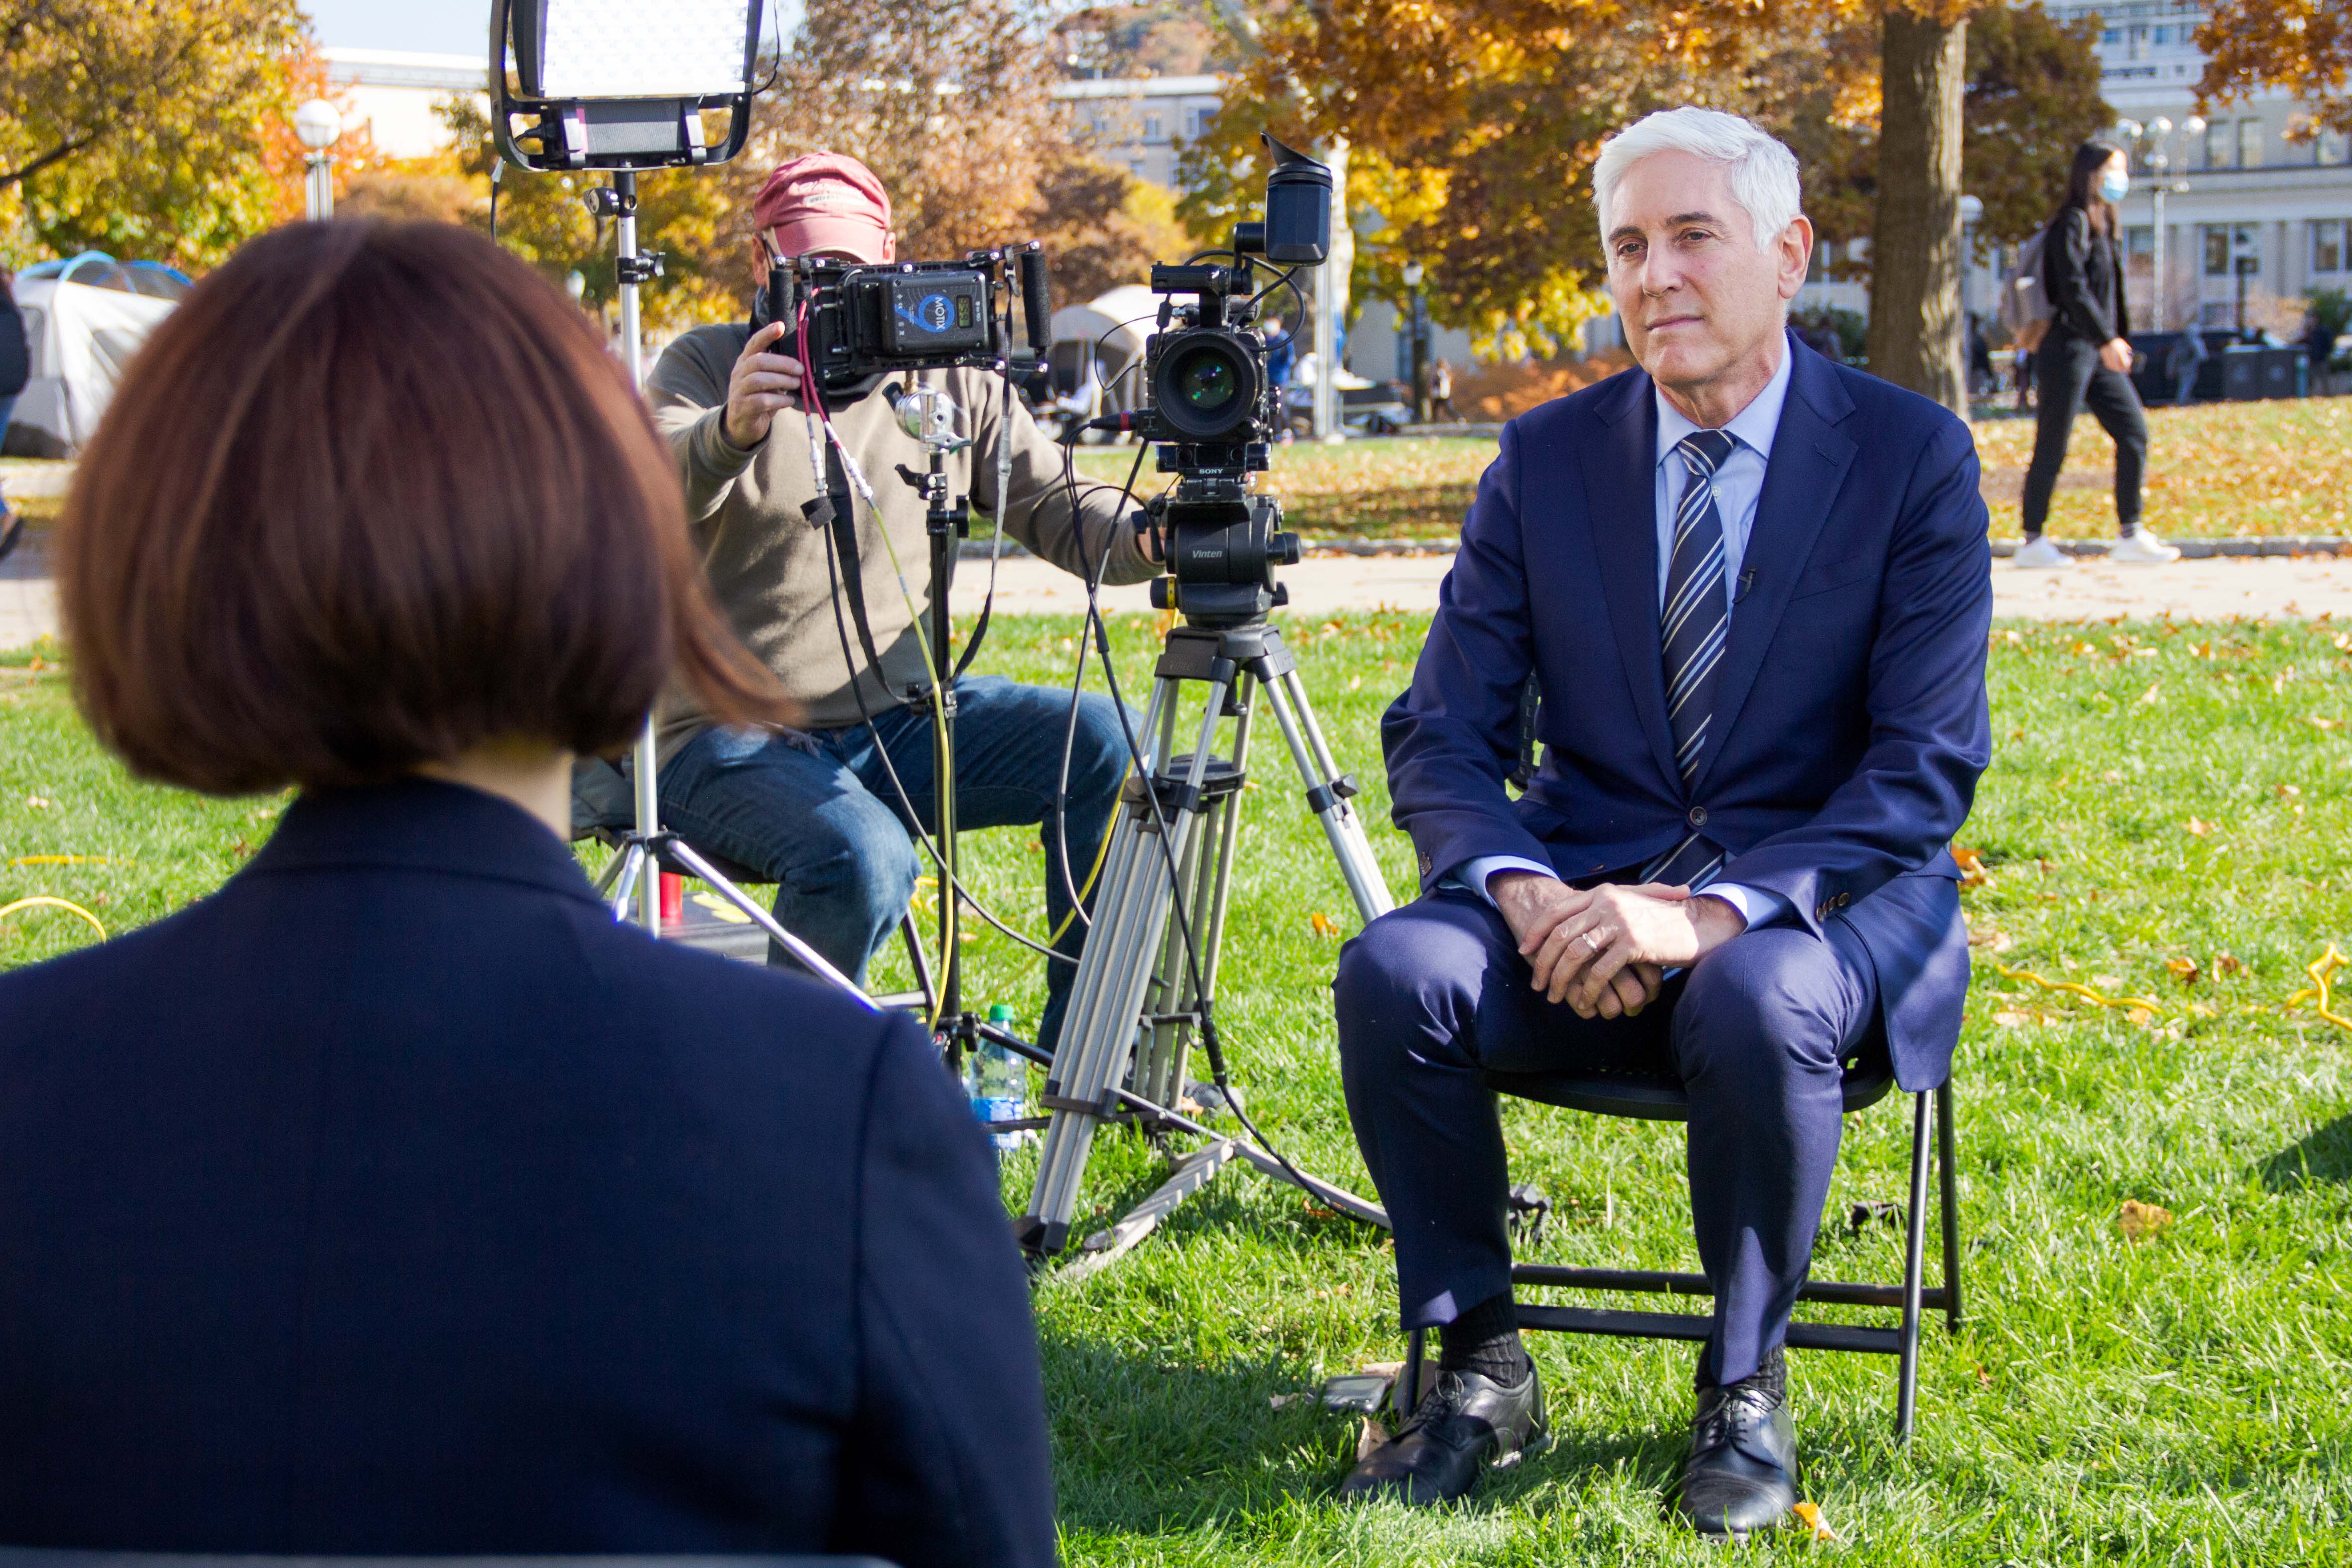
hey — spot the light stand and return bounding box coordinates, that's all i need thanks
[889,385,975,1056]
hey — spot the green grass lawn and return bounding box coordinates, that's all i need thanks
[4,613,2351,1564]
[1075,398,2352,545]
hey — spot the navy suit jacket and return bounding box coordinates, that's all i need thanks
[1384,334,1993,1088]
[0,779,1053,1567]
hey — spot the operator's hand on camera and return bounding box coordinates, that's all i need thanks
[2100,337,2134,375]
[1491,872,1662,1020]
[723,320,805,450]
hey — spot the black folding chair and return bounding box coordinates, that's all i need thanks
[1424,676,1968,1441]
[1398,1053,1963,1442]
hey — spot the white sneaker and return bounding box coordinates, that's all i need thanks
[2108,531,2183,566]
[2012,536,2072,569]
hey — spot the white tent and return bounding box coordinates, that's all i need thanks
[6,257,183,458]
[1039,284,1161,434]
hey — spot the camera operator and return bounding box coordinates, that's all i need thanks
[637,153,1161,1046]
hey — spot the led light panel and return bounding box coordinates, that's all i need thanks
[525,0,758,100]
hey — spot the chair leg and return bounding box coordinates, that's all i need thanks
[1894,1090,1931,1444]
[1936,1082,1964,1331]
[1400,1327,1427,1422]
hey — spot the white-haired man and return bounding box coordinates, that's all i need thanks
[1334,108,1991,1535]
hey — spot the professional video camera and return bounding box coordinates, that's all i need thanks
[757,245,1054,401]
[1105,133,1333,627]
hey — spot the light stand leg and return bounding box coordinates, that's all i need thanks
[607,169,663,935]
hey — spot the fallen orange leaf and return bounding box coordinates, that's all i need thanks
[2117,1200,2172,1241]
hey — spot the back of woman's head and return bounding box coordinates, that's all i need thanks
[59,220,785,795]
[2058,140,2124,231]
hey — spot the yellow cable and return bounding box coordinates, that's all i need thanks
[1992,961,2166,1015]
[1994,947,2352,1037]
[1045,754,1129,949]
[0,896,108,942]
[2284,944,2352,1034]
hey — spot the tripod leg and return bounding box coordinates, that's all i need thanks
[606,842,647,923]
[1022,675,1230,1256]
[1136,794,1211,1111]
[1261,671,1397,923]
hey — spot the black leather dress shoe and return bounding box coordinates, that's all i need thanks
[1339,1365,1548,1506]
[1676,1362,1798,1540]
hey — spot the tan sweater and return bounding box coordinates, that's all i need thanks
[648,323,1158,754]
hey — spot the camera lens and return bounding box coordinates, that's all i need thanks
[1152,331,1261,443]
[1180,356,1235,411]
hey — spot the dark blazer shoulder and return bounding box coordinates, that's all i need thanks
[1818,353,1969,453]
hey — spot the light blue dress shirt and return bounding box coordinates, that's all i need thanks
[1458,341,1795,931]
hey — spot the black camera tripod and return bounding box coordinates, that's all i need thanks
[1016,483,1397,1266]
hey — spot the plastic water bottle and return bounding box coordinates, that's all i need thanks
[970,1004,1026,1154]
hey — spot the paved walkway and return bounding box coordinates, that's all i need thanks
[944,550,2352,622]
[6,535,2349,653]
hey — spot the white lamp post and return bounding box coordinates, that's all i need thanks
[294,99,343,222]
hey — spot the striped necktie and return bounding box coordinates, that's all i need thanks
[1644,428,1738,890]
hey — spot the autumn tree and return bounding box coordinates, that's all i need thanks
[1180,0,1832,360]
[0,0,321,271]
[1783,3,2109,265]
[726,0,1160,307]
[2198,0,2352,135]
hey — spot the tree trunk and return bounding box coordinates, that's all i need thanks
[1866,9,1969,414]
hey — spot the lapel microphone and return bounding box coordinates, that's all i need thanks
[1736,567,1756,603]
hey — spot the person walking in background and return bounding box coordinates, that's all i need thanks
[2015,141,2179,568]
[1967,312,1997,399]
[2167,326,2207,405]
[1429,357,1457,421]
[0,265,27,560]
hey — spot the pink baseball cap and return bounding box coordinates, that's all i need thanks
[753,153,894,263]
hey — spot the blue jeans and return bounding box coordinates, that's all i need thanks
[657,676,1131,1050]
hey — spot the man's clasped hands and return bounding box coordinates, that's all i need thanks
[1488,873,1751,1019]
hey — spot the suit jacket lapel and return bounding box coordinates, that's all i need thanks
[1578,369,1684,792]
[1690,338,1858,794]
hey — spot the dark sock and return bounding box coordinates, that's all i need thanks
[2120,523,2140,539]
[2023,531,2042,543]
[1697,1344,1787,1401]
[1438,1291,1528,1384]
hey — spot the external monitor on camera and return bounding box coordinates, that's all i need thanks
[759,247,1055,402]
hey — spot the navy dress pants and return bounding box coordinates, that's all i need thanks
[1333,890,1881,1388]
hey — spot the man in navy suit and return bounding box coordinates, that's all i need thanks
[1334,108,1992,1535]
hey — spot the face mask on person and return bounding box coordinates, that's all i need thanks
[2100,170,2130,203]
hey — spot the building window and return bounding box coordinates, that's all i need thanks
[2316,220,2346,275]
[1185,106,1214,139]
[2205,225,2261,278]
[1143,113,1162,140]
[2238,117,2264,169]
[2322,128,2351,166]
[2125,225,2155,280]
[1807,240,1829,283]
[2204,118,2231,169]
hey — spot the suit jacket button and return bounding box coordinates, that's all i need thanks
[1687,806,1708,828]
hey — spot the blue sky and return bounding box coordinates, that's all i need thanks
[300,0,801,56]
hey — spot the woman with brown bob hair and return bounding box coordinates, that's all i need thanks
[0,221,1054,1566]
